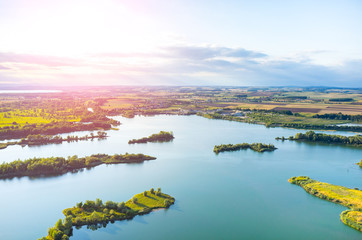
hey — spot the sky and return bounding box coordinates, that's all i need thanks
[0,0,361,87]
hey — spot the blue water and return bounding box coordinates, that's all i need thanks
[0,115,361,239]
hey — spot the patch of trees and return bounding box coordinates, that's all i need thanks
[277,131,362,147]
[313,113,362,122]
[283,96,308,99]
[128,131,174,144]
[0,153,156,179]
[214,143,277,154]
[329,98,354,102]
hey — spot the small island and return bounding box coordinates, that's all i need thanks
[128,131,174,144]
[38,188,175,240]
[0,153,156,179]
[289,176,362,232]
[357,160,362,168]
[213,143,277,154]
[0,131,108,150]
[276,131,362,147]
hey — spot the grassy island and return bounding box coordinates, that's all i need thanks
[39,188,175,240]
[0,153,156,179]
[276,131,362,147]
[213,143,277,154]
[289,176,362,232]
[128,131,174,144]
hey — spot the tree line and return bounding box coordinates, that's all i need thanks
[313,113,362,122]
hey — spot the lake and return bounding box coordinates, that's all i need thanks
[0,115,361,240]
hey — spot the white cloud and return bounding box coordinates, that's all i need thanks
[0,45,361,87]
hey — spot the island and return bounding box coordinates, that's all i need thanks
[213,143,277,154]
[357,160,362,168]
[0,131,108,150]
[128,131,174,144]
[38,188,175,240]
[276,131,362,147]
[0,153,156,179]
[289,176,362,232]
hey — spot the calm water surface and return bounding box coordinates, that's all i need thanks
[0,115,361,240]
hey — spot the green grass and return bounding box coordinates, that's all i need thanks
[289,176,362,232]
[125,191,175,211]
[0,109,81,127]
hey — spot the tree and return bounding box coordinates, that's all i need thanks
[55,219,64,231]
[132,197,138,204]
[63,216,73,235]
[150,188,155,194]
[143,191,147,197]
[117,201,125,210]
[95,198,103,207]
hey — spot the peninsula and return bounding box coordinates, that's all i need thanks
[0,153,156,179]
[213,143,277,154]
[289,176,362,232]
[38,188,175,240]
[128,131,174,144]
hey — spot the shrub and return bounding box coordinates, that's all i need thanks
[164,199,171,207]
[143,191,147,197]
[132,197,138,204]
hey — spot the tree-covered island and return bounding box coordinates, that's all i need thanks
[128,131,174,144]
[213,143,277,154]
[0,131,108,150]
[276,131,362,147]
[38,188,175,240]
[289,176,362,232]
[0,153,156,179]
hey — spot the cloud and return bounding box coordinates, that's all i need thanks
[0,52,80,67]
[161,46,268,60]
[0,46,360,87]
[0,64,10,70]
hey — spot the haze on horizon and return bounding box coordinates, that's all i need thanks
[0,0,361,87]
